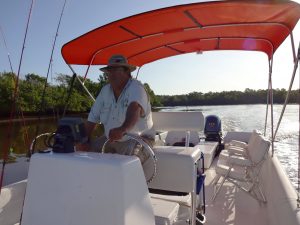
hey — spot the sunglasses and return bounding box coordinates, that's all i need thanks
[105,66,126,73]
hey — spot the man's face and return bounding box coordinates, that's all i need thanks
[106,66,129,84]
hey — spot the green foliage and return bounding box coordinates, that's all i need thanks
[144,83,162,107]
[0,72,162,116]
[98,73,108,90]
[158,88,299,106]
[1,71,298,116]
[0,72,15,113]
[25,73,46,84]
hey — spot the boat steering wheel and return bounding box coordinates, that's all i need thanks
[101,133,157,184]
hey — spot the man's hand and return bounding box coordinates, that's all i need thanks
[76,121,96,151]
[76,142,90,151]
[109,127,126,141]
[108,102,142,141]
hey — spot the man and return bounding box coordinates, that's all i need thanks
[80,54,154,164]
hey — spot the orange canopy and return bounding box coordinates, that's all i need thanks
[61,0,300,66]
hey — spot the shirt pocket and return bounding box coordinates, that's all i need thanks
[116,98,129,122]
[99,103,111,124]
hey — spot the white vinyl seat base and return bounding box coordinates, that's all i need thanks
[196,142,218,168]
[150,198,179,225]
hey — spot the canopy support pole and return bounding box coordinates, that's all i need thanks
[67,64,96,102]
[264,57,271,136]
[135,66,143,79]
[291,31,297,63]
[274,33,298,139]
[83,48,107,83]
[267,58,275,157]
[296,41,300,207]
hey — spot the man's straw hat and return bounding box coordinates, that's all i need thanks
[100,54,136,72]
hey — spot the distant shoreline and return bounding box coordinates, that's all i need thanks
[0,116,57,124]
[0,113,89,124]
[1,103,297,123]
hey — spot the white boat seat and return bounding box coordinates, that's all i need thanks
[152,111,204,147]
[218,149,249,162]
[220,130,261,161]
[165,130,200,146]
[152,112,204,132]
[224,129,261,150]
[215,158,247,180]
[150,198,179,225]
[212,135,271,203]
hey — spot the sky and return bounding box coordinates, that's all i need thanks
[0,0,300,95]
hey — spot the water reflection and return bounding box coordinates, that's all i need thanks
[0,118,57,161]
[0,117,104,161]
[160,104,299,189]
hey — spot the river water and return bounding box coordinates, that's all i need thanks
[161,104,299,189]
[0,104,299,189]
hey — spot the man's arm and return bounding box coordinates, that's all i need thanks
[109,102,143,141]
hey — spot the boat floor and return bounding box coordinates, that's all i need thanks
[1,157,269,225]
[203,158,268,225]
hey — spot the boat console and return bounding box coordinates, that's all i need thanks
[21,152,156,225]
[21,144,202,225]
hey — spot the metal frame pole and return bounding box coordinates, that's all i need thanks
[296,41,300,207]
[274,33,299,139]
[264,59,270,136]
[267,58,275,156]
[67,64,95,102]
[190,162,197,225]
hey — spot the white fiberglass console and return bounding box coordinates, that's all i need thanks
[149,146,201,192]
[21,152,155,225]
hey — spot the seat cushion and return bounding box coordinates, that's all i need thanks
[216,158,247,180]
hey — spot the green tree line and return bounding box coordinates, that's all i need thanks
[158,88,299,106]
[1,71,298,118]
[0,71,160,118]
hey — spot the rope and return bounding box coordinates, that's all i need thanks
[32,0,68,155]
[1,20,30,163]
[0,26,14,73]
[0,0,35,194]
[19,109,31,152]
[62,73,77,117]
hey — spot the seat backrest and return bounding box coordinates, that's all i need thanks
[165,131,200,146]
[152,112,204,132]
[247,130,261,150]
[248,135,270,164]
